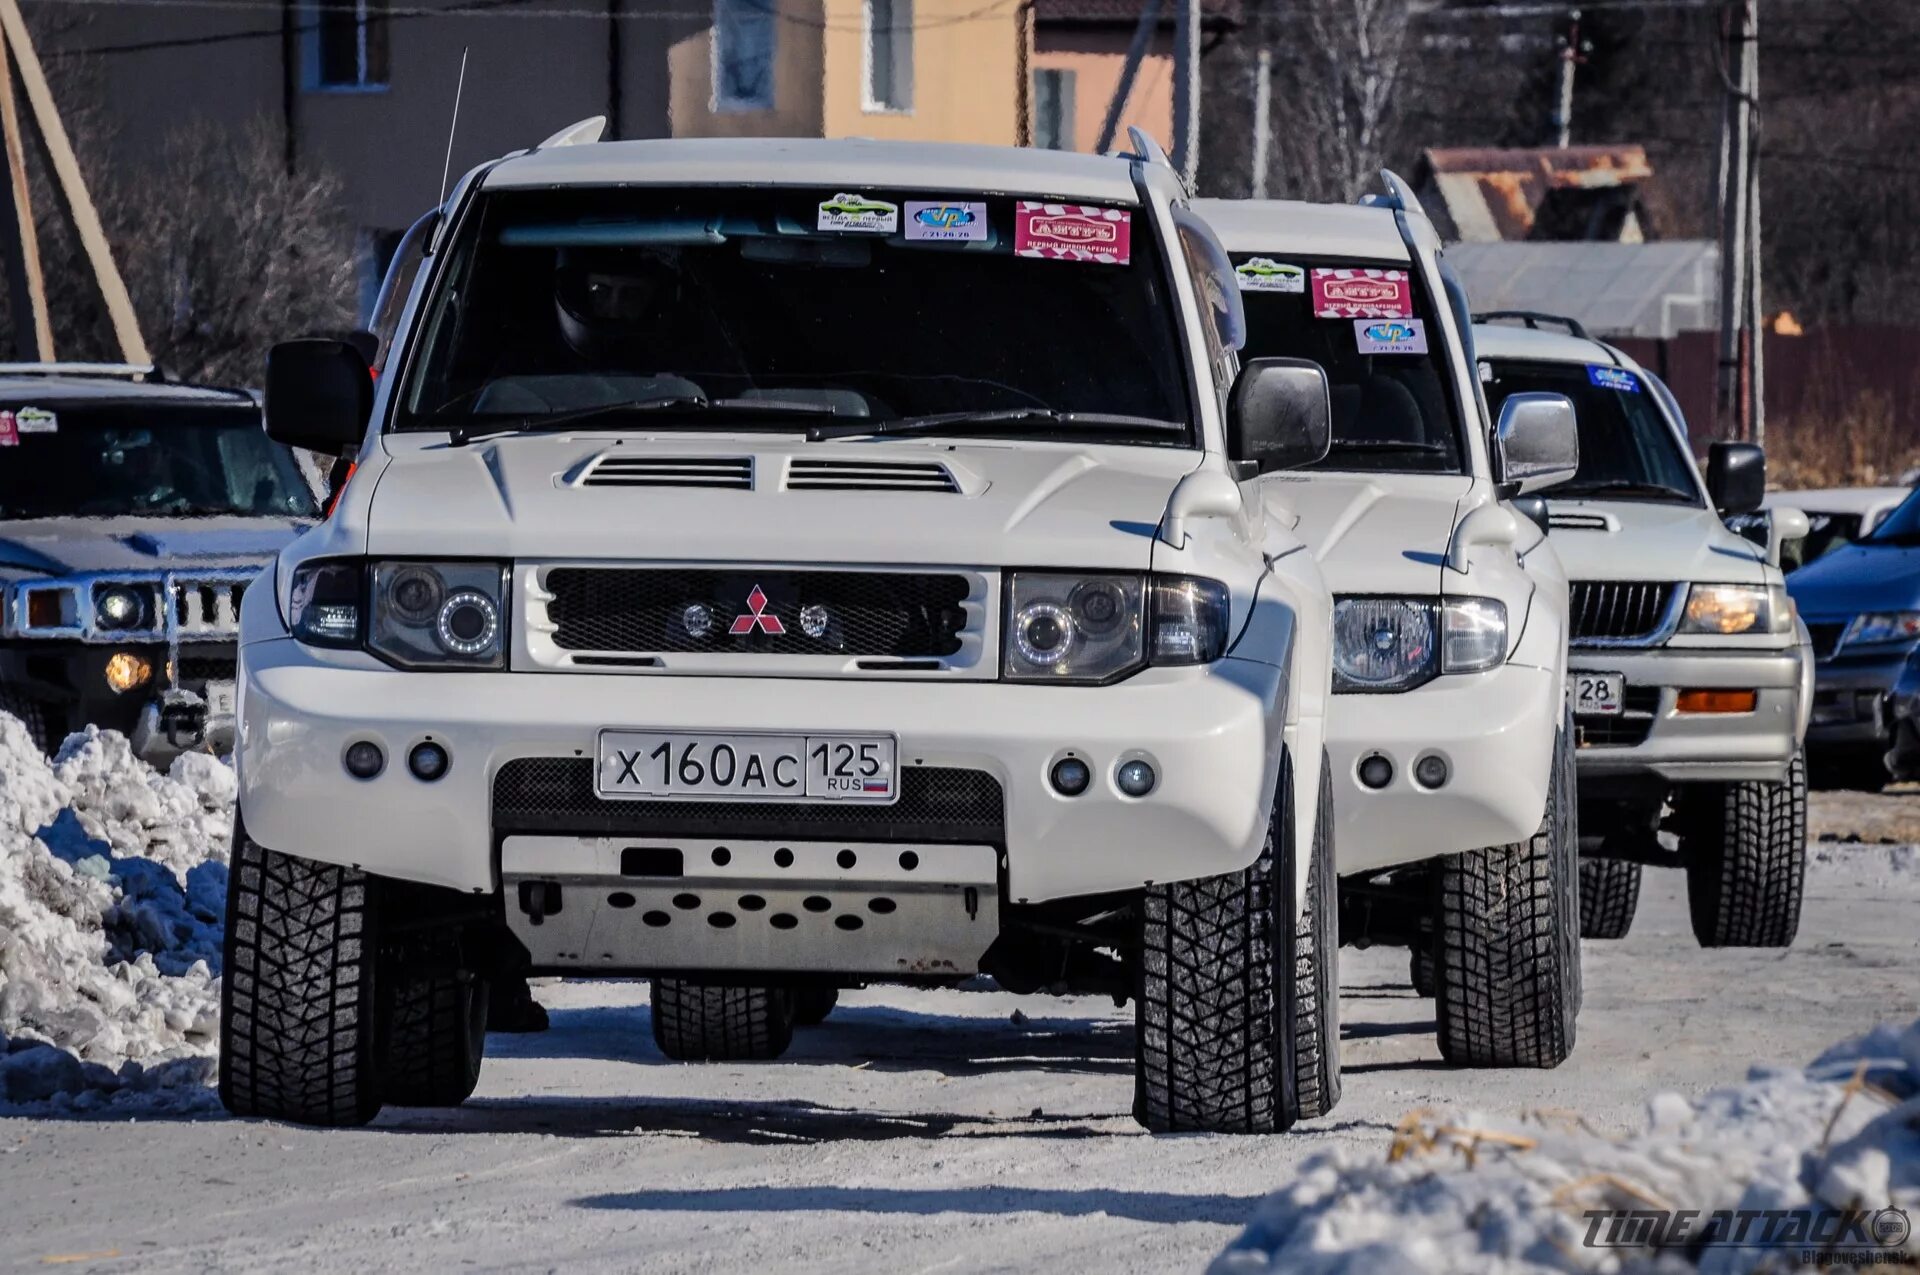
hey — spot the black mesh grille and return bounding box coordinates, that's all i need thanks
[176,654,237,683]
[1575,685,1660,748]
[1807,622,1847,661]
[493,759,1004,844]
[1569,582,1678,643]
[544,568,970,657]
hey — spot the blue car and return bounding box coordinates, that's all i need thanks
[1786,485,1920,788]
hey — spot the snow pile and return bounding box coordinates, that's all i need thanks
[0,718,235,1111]
[1810,840,1920,888]
[1213,1019,1920,1275]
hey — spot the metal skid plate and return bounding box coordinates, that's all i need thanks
[501,836,1000,976]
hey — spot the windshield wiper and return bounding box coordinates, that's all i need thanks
[806,408,1185,443]
[1549,480,1693,503]
[449,396,838,446]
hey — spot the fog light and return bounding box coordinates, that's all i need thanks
[343,740,385,779]
[1357,754,1393,790]
[1675,689,1757,714]
[408,740,450,782]
[1050,756,1091,797]
[1413,754,1450,789]
[102,651,152,694]
[1116,758,1156,797]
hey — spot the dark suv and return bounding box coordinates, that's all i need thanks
[0,364,318,760]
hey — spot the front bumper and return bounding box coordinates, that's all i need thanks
[235,635,1287,904]
[1569,646,1803,784]
[0,640,237,762]
[1803,645,1914,752]
[1327,660,1559,875]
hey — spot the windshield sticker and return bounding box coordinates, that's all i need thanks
[1312,267,1413,319]
[905,201,987,242]
[817,193,899,234]
[1588,364,1642,393]
[1014,202,1132,264]
[1354,318,1428,355]
[1235,258,1305,293]
[13,406,55,433]
[0,414,14,446]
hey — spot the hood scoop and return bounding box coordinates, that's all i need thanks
[579,454,753,490]
[784,457,960,493]
[1548,510,1617,532]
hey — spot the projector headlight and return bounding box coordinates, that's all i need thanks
[1003,572,1228,684]
[289,559,508,668]
[1332,596,1507,693]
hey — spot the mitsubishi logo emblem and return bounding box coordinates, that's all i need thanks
[730,584,786,635]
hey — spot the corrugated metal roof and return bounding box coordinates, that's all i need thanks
[1419,145,1653,242]
[1449,240,1719,340]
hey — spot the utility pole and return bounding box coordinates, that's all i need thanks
[1172,0,1199,186]
[1744,0,1764,447]
[1551,8,1586,148]
[1249,47,1271,198]
[1715,0,1757,441]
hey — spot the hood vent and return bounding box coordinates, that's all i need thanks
[785,458,959,493]
[580,455,753,490]
[1548,510,1614,531]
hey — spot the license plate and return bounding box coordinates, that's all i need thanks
[1571,672,1625,716]
[595,731,898,803]
[205,680,237,718]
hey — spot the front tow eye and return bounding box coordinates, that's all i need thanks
[517,881,563,926]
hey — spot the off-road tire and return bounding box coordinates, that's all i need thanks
[0,687,51,754]
[1578,856,1641,940]
[1134,748,1339,1133]
[1409,940,1435,997]
[383,972,488,1107]
[1682,751,1808,948]
[791,986,839,1027]
[219,830,384,1126]
[1433,712,1580,1069]
[650,980,795,1061]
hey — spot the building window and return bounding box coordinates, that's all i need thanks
[864,0,912,113]
[1033,68,1075,150]
[309,0,389,90]
[713,0,776,111]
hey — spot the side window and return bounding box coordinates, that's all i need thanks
[306,0,389,91]
[713,0,776,111]
[1171,207,1244,415]
[863,0,914,112]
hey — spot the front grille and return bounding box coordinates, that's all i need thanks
[176,654,236,683]
[1807,621,1847,661]
[1576,684,1661,748]
[785,458,959,493]
[544,568,971,657]
[579,455,753,489]
[492,760,1005,845]
[1569,582,1678,644]
[169,578,247,636]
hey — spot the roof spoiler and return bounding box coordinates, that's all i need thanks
[536,116,607,150]
[1474,310,1593,341]
[0,361,164,381]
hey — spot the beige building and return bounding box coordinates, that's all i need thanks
[1027,0,1233,154]
[669,0,1025,144]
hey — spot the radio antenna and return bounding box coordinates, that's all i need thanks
[438,46,470,208]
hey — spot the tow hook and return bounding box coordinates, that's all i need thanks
[964,886,979,920]
[517,881,563,926]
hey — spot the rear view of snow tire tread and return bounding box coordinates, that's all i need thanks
[383,972,488,1108]
[1434,712,1580,1069]
[1578,856,1641,940]
[1683,750,1808,948]
[219,831,384,1127]
[651,979,794,1061]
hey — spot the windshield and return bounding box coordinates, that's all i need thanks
[1230,253,1465,474]
[397,188,1194,445]
[1864,487,1920,546]
[1783,511,1863,571]
[0,410,319,520]
[1482,358,1701,504]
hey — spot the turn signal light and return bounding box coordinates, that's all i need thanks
[103,652,152,694]
[1676,689,1757,714]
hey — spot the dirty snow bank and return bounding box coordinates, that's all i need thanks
[0,717,234,1111]
[1213,1018,1920,1274]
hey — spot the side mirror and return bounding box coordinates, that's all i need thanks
[1707,441,1766,515]
[265,338,374,455]
[1494,392,1579,496]
[1227,357,1332,474]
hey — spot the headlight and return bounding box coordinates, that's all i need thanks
[92,583,152,631]
[289,559,508,668]
[1844,610,1920,648]
[1003,572,1228,683]
[1332,596,1507,693]
[1679,584,1781,636]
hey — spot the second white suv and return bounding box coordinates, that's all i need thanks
[1475,316,1812,949]
[1195,183,1584,1069]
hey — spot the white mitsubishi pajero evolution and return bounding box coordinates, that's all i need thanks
[1473,317,1812,950]
[1195,184,1585,1069]
[222,132,1347,1134]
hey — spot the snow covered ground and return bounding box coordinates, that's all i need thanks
[1,727,1917,1271]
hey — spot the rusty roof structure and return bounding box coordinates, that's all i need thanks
[1415,145,1656,243]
